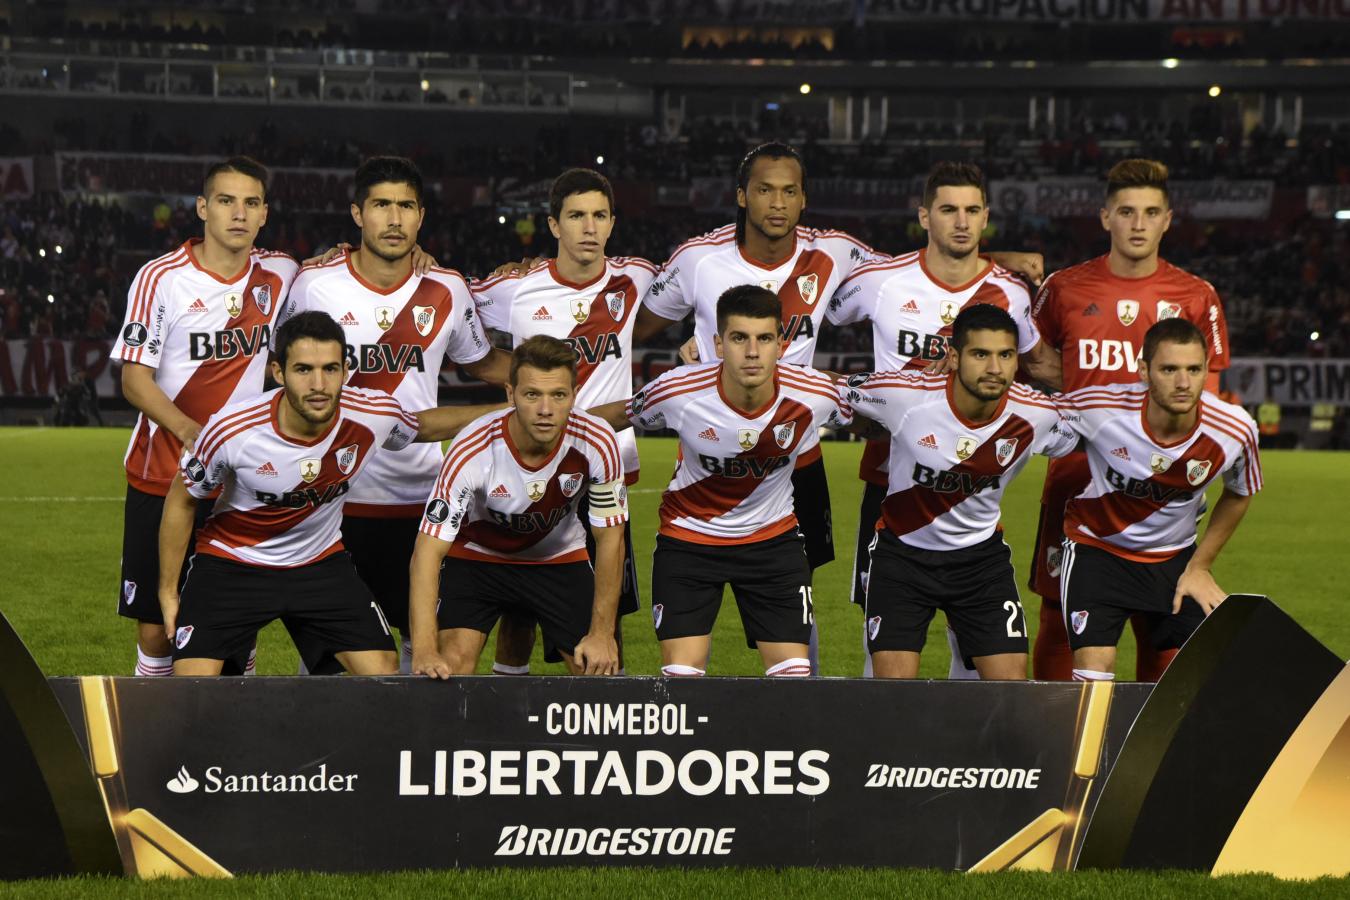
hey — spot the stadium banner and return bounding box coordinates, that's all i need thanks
[54,153,354,212]
[988,178,1275,219]
[43,675,1149,874]
[1306,184,1350,218]
[689,176,926,217]
[860,1,1350,23]
[1224,357,1350,406]
[0,157,35,199]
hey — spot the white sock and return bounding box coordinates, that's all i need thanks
[862,617,874,678]
[243,647,257,676]
[616,667,626,676]
[661,664,705,677]
[807,621,820,675]
[135,646,173,677]
[766,657,811,677]
[1073,668,1115,682]
[399,639,413,675]
[492,662,530,676]
[946,627,981,681]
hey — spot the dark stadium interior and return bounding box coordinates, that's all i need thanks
[0,0,1347,401]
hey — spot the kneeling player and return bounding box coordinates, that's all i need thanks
[409,335,627,678]
[594,285,855,677]
[1057,319,1260,680]
[846,305,1079,679]
[158,311,498,676]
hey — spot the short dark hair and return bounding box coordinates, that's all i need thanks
[202,156,269,200]
[950,303,1018,352]
[1142,318,1206,363]
[353,156,423,207]
[716,284,782,334]
[1105,158,1170,205]
[549,168,613,221]
[735,142,805,245]
[274,311,346,368]
[922,161,986,208]
[510,334,577,387]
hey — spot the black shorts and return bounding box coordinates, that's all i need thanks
[1060,540,1204,652]
[1029,450,1091,606]
[650,531,813,649]
[173,553,395,672]
[850,481,886,606]
[118,484,213,624]
[865,529,1028,658]
[792,456,834,571]
[439,557,595,660]
[342,513,420,633]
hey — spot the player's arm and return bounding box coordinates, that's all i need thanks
[1019,339,1063,392]
[461,347,512,386]
[157,478,197,640]
[120,362,203,448]
[634,305,685,345]
[412,402,509,443]
[1173,488,1253,616]
[844,416,890,441]
[585,400,631,432]
[408,532,453,679]
[575,521,622,676]
[987,251,1045,286]
[487,257,541,278]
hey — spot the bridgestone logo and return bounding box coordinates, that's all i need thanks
[864,764,1041,790]
[495,824,734,857]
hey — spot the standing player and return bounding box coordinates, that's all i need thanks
[593,285,855,677]
[408,336,627,678]
[112,156,296,677]
[844,305,1078,679]
[158,311,501,676]
[828,161,1062,677]
[1057,319,1259,681]
[1030,159,1230,681]
[280,156,511,670]
[471,168,654,674]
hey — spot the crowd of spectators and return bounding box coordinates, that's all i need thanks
[3,189,1346,364]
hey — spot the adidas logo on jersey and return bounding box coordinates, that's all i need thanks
[339,311,360,326]
[531,306,552,321]
[255,461,279,477]
[1110,446,1130,460]
[698,427,719,441]
[490,484,512,498]
[1083,303,1101,317]
[901,299,920,314]
[187,297,208,314]
[917,434,939,450]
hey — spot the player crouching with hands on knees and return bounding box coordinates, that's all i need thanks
[409,336,628,678]
[158,311,503,676]
[591,284,858,678]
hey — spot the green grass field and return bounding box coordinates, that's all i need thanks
[1,426,1347,895]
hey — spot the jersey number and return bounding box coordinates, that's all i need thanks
[1003,600,1024,638]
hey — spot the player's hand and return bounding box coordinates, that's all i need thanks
[678,337,701,364]
[1173,565,1227,615]
[302,243,353,267]
[411,647,453,680]
[160,593,179,643]
[574,632,620,675]
[174,422,203,452]
[924,354,956,376]
[488,257,538,278]
[410,244,438,275]
[995,251,1045,286]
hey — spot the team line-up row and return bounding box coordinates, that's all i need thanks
[109,147,1256,683]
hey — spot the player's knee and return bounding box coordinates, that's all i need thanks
[765,657,811,677]
[661,664,705,677]
[1072,668,1115,682]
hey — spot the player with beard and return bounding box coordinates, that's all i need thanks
[1029,159,1230,681]
[843,305,1077,679]
[158,311,503,676]
[829,161,1062,678]
[111,156,296,677]
[1056,319,1258,681]
[278,157,511,671]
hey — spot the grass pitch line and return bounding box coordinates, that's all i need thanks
[0,496,124,502]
